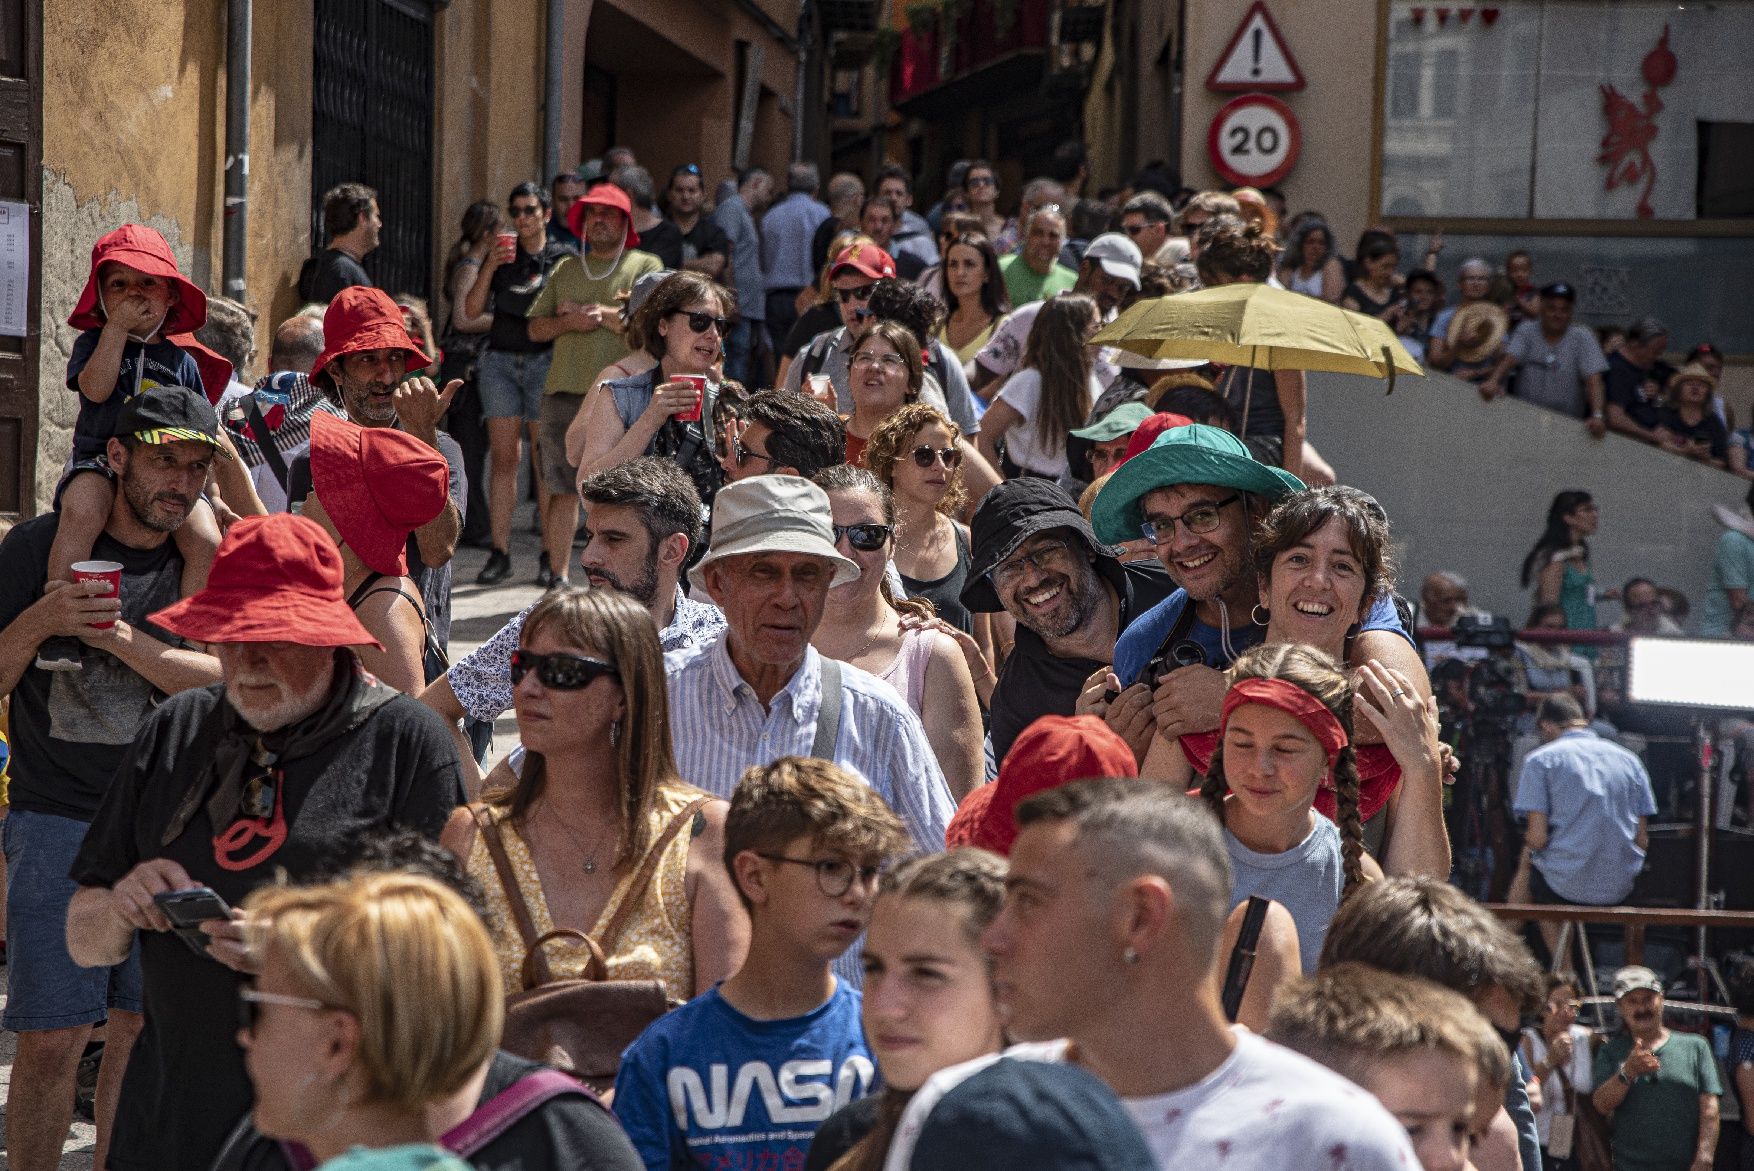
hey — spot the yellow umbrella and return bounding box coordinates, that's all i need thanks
[1091,282,1424,389]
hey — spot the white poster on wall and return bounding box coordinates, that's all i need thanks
[0,200,28,338]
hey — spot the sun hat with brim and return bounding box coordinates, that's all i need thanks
[68,225,207,336]
[961,478,1123,614]
[114,385,231,457]
[1666,361,1719,397]
[310,413,449,577]
[1112,350,1209,372]
[946,715,1138,856]
[310,287,432,385]
[149,513,382,648]
[688,476,859,592]
[1091,423,1305,547]
[1448,301,1509,364]
[565,183,640,250]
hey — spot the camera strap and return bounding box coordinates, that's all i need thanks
[1142,596,1202,681]
[245,395,290,490]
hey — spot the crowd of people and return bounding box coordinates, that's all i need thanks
[0,138,1748,1171]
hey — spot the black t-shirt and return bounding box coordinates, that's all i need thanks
[65,332,206,458]
[69,681,465,1171]
[642,216,732,272]
[811,217,853,277]
[488,240,574,353]
[303,248,372,305]
[1605,351,1663,430]
[1657,406,1729,462]
[805,1094,883,1171]
[988,560,1175,763]
[783,302,843,362]
[0,514,187,820]
[213,1050,643,1171]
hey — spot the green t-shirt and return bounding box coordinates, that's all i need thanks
[318,1144,471,1171]
[528,248,663,396]
[1593,1030,1722,1171]
[999,252,1077,308]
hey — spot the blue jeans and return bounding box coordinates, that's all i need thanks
[3,809,143,1031]
[723,318,761,388]
[477,349,553,422]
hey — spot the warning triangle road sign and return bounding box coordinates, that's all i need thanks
[1206,1,1306,92]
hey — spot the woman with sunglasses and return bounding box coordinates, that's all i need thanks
[844,320,925,467]
[239,871,497,1169]
[575,270,730,505]
[976,293,1100,481]
[811,465,984,800]
[865,404,1004,705]
[936,232,1011,364]
[961,161,1006,250]
[441,587,748,999]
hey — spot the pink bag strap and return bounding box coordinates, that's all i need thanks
[442,1068,596,1155]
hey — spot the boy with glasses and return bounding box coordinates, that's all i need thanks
[613,757,907,1171]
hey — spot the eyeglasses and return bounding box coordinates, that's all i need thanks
[834,523,892,552]
[672,311,729,336]
[732,435,779,469]
[991,539,1072,587]
[1181,216,1209,233]
[851,351,905,371]
[836,285,876,305]
[1121,223,1153,237]
[966,175,996,189]
[510,205,544,219]
[1140,495,1240,544]
[237,988,340,1034]
[909,444,961,470]
[509,649,618,690]
[757,853,884,898]
[240,740,278,821]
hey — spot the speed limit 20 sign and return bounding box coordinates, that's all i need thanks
[1207,94,1301,188]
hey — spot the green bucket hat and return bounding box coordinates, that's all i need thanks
[1090,424,1305,546]
[1070,401,1154,442]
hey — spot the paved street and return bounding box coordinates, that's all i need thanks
[0,516,550,1168]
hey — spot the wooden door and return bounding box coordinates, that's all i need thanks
[0,0,39,519]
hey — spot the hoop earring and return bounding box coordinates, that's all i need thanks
[1251,604,1270,626]
[1122,947,1140,965]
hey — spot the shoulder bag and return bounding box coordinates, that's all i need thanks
[472,795,709,1091]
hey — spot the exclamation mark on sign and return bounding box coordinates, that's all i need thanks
[1251,27,1263,76]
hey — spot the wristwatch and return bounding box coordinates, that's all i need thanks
[1616,1064,1633,1085]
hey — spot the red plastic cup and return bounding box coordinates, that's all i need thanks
[672,375,705,423]
[496,231,517,263]
[71,560,122,629]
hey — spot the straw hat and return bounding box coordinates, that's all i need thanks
[1447,302,1508,364]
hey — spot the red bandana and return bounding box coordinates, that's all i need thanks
[1218,677,1350,764]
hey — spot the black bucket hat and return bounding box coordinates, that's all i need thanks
[961,478,1123,614]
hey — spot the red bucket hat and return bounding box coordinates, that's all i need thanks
[945,715,1138,856]
[68,225,207,336]
[309,412,449,577]
[149,513,382,648]
[565,182,641,250]
[310,287,432,384]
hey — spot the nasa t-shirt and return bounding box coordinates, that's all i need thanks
[613,981,877,1170]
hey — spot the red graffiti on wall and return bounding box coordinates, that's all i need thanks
[1597,25,1677,219]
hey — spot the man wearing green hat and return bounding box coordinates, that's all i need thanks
[1088,424,1422,751]
[1067,401,1153,486]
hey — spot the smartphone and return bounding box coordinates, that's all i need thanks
[153,886,233,956]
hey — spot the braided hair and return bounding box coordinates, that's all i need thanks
[1198,643,1368,898]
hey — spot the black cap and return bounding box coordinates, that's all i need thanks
[112,385,229,456]
[961,478,1120,613]
[910,1058,1157,1171]
[1539,281,1576,302]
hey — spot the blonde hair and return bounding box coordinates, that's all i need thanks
[245,872,502,1111]
[1265,962,1485,1089]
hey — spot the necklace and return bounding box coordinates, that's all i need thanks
[584,243,625,282]
[543,802,618,874]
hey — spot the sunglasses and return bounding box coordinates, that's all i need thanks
[1122,223,1152,236]
[834,523,892,552]
[909,444,961,470]
[966,175,996,188]
[836,285,876,304]
[509,649,618,690]
[240,740,278,821]
[732,435,779,468]
[237,988,339,1034]
[670,310,729,335]
[510,204,544,218]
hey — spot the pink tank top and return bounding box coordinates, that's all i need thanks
[878,627,935,715]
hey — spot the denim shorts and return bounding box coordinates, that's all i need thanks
[477,348,553,422]
[3,808,143,1031]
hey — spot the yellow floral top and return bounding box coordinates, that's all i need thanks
[468,779,708,1001]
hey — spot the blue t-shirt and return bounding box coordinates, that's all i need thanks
[66,329,204,458]
[1113,589,1411,688]
[613,982,877,1170]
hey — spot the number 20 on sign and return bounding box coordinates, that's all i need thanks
[1207,94,1301,188]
